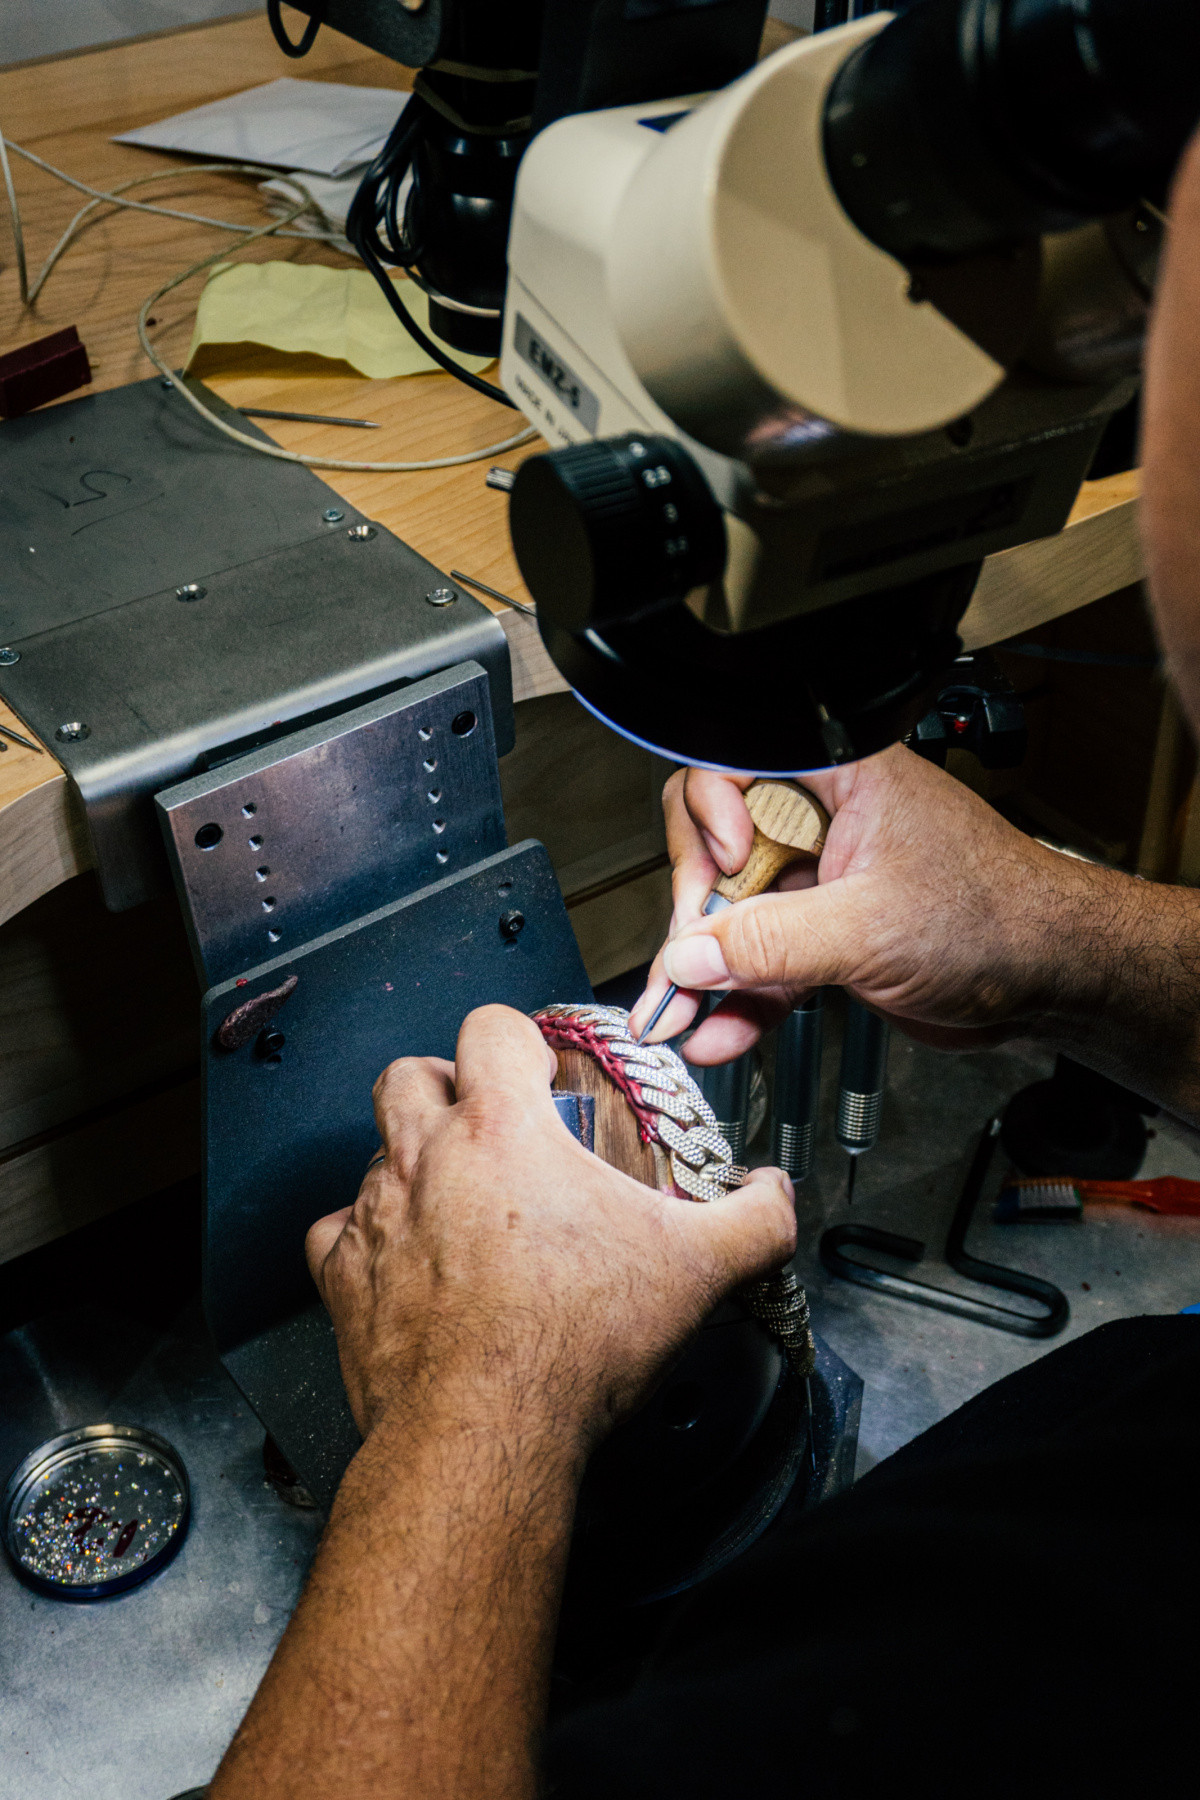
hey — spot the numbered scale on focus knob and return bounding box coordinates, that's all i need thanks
[509,432,726,634]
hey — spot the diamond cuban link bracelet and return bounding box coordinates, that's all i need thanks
[533,1003,815,1379]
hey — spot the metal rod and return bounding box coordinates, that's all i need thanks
[0,720,43,753]
[636,894,732,1044]
[637,984,676,1045]
[449,569,536,617]
[238,407,380,429]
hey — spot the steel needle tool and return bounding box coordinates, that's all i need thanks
[638,893,730,1044]
[238,406,380,428]
[0,720,43,753]
[449,569,536,617]
[638,982,678,1045]
[636,780,829,1045]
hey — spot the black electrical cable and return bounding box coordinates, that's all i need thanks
[266,0,325,58]
[345,103,518,409]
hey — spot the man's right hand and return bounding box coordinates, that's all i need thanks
[630,744,1132,1068]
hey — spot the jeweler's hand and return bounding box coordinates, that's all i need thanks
[630,744,1118,1067]
[305,1004,796,1449]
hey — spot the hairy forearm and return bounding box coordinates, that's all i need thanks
[1023,855,1200,1123]
[210,1401,584,1800]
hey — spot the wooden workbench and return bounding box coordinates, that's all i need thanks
[0,12,1145,1266]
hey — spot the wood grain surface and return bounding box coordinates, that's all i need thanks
[960,469,1142,650]
[551,1048,660,1188]
[712,780,829,903]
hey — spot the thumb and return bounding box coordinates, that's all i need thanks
[684,1166,798,1290]
[662,878,871,994]
[454,1003,558,1111]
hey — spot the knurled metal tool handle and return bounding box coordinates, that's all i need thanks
[836,997,889,1154]
[771,990,825,1181]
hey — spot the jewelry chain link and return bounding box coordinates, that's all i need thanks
[534,1003,815,1377]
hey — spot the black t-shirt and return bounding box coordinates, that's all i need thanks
[545,1317,1200,1798]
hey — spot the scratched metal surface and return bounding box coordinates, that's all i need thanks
[0,1306,322,1800]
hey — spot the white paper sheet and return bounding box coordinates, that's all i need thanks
[114,77,409,177]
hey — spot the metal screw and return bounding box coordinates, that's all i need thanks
[160,377,174,390]
[425,587,457,607]
[499,909,525,940]
[55,722,90,743]
[0,647,20,665]
[322,508,344,523]
[175,583,207,602]
[346,523,377,541]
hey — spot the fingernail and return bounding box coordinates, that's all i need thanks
[702,830,734,875]
[664,932,729,988]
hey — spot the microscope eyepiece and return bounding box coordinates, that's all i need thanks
[824,0,1200,266]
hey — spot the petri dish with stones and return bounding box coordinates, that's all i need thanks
[1,1424,190,1600]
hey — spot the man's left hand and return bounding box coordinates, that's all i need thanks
[306,1003,797,1456]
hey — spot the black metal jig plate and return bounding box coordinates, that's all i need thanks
[202,839,591,1505]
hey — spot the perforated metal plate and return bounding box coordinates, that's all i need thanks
[0,377,512,910]
[158,663,506,986]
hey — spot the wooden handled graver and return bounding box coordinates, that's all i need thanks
[635,779,830,1043]
[710,780,830,905]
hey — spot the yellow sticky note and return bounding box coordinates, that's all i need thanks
[186,261,494,380]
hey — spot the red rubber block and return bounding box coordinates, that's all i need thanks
[0,326,92,419]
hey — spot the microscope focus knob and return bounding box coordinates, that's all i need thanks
[509,432,726,633]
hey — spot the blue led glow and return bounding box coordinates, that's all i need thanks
[568,687,839,780]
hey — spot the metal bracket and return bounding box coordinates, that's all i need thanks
[0,376,512,910]
[157,662,506,986]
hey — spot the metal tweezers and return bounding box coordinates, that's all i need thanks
[820,1118,1070,1339]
